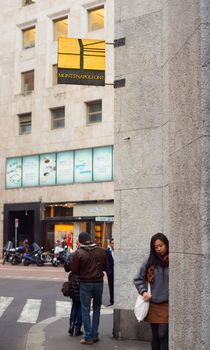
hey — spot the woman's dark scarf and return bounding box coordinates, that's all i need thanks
[147,255,169,283]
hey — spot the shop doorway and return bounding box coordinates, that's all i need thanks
[4,202,41,246]
[8,210,34,246]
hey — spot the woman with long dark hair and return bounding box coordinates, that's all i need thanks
[134,233,169,350]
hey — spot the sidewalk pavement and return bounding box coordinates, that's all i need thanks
[26,311,150,350]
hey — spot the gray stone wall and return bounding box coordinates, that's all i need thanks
[114,0,210,348]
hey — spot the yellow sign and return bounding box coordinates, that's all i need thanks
[58,37,105,86]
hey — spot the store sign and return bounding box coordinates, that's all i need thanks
[95,216,114,222]
[74,203,114,217]
[57,37,105,86]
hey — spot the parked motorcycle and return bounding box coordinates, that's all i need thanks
[40,249,54,265]
[2,241,26,265]
[11,245,25,265]
[52,244,68,266]
[22,243,44,266]
[2,241,15,264]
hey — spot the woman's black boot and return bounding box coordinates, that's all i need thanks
[75,329,83,336]
[68,322,75,336]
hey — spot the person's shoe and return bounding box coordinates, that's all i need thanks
[75,329,83,336]
[80,339,93,345]
[93,337,99,343]
[68,322,75,336]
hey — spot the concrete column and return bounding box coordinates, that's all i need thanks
[114,0,164,341]
[114,0,210,348]
[166,0,210,348]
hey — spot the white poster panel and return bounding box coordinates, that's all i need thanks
[93,146,113,181]
[22,155,39,187]
[6,157,22,188]
[57,151,74,184]
[75,149,92,183]
[40,153,56,186]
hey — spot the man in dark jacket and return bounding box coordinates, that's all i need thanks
[105,238,114,306]
[71,232,107,345]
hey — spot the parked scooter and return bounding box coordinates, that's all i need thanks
[22,243,44,266]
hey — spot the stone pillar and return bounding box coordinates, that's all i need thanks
[166,0,210,348]
[114,0,210,348]
[114,0,164,341]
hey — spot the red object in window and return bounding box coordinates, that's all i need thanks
[67,234,71,247]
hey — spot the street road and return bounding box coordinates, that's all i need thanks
[0,264,109,350]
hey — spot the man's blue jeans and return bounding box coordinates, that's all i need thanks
[80,282,103,341]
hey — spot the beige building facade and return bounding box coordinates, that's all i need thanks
[0,0,114,252]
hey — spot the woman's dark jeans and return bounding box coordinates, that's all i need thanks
[151,323,169,350]
[70,299,82,330]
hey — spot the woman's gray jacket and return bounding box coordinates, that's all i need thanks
[133,260,169,304]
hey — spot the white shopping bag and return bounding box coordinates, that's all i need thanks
[134,283,151,322]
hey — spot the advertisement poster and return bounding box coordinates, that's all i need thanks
[75,149,92,182]
[57,151,74,184]
[6,157,22,188]
[40,153,56,186]
[22,155,39,187]
[93,146,113,181]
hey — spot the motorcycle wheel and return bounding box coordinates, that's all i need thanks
[11,257,19,265]
[23,260,30,266]
[36,259,44,267]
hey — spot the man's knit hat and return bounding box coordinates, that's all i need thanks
[78,232,91,244]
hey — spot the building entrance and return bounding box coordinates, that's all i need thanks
[8,209,34,246]
[3,202,41,247]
